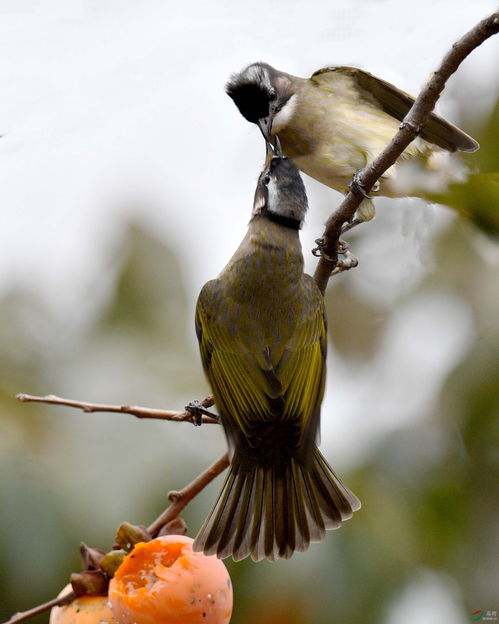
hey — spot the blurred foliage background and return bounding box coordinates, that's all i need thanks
[0,3,498,622]
[1,101,497,624]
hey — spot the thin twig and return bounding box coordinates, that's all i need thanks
[3,592,77,624]
[16,393,218,425]
[313,11,499,294]
[148,453,230,536]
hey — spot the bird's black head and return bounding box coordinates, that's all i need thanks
[226,62,278,123]
[253,156,308,228]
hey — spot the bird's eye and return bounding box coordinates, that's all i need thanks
[263,174,271,186]
[268,88,277,102]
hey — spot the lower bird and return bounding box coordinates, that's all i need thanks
[193,153,360,562]
[226,62,479,223]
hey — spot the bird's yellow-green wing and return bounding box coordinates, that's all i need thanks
[311,66,479,153]
[196,280,282,435]
[195,277,326,454]
[277,275,327,455]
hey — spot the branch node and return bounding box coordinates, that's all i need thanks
[399,119,421,134]
[168,490,183,503]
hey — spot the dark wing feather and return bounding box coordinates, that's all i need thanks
[311,66,479,153]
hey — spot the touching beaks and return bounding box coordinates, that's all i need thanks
[259,114,283,165]
[264,135,283,166]
[265,138,274,166]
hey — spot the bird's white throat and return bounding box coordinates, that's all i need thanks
[272,93,298,134]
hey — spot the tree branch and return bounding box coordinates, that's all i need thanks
[16,393,218,425]
[148,453,230,536]
[313,11,499,294]
[3,592,77,624]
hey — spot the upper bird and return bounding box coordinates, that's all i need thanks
[226,62,479,221]
[193,154,360,562]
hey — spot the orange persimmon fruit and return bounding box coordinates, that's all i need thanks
[49,584,116,624]
[108,534,233,624]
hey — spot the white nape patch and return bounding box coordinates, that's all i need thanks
[272,93,298,133]
[252,191,266,216]
[243,64,271,91]
[267,178,282,215]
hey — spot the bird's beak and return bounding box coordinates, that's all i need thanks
[258,116,273,166]
[265,138,274,166]
[257,115,273,142]
[273,136,282,157]
[264,135,282,166]
[259,114,283,165]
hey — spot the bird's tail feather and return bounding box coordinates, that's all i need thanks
[193,448,360,562]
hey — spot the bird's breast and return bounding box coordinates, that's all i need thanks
[277,75,428,193]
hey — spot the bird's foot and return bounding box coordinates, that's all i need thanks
[311,238,358,275]
[312,238,335,261]
[349,169,380,199]
[332,240,359,275]
[184,400,219,426]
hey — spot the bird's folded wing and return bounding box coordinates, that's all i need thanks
[311,66,478,153]
[195,279,326,449]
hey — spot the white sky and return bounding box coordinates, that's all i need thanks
[0,0,497,317]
